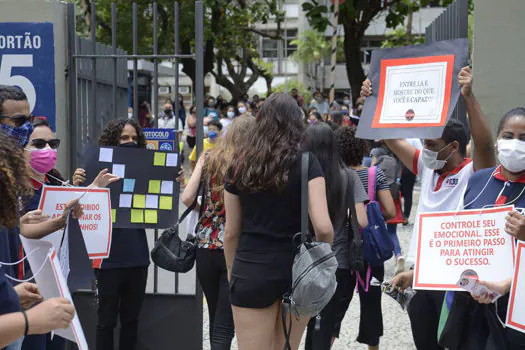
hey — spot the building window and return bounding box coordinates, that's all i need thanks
[285,29,298,57]
[262,39,279,58]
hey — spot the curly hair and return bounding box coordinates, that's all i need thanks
[228,93,305,192]
[98,119,147,148]
[204,116,255,193]
[334,126,370,167]
[0,132,33,228]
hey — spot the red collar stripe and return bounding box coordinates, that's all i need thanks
[433,159,472,192]
[494,165,525,184]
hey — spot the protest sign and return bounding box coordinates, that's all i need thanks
[19,238,88,349]
[38,186,112,259]
[414,206,515,291]
[507,241,525,334]
[356,38,469,140]
[144,128,176,151]
[82,145,180,229]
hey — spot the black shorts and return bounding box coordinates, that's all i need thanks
[229,248,294,309]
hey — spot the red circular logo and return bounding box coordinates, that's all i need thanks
[405,109,415,121]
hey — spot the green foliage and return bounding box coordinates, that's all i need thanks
[381,27,425,48]
[290,30,330,64]
[271,79,310,104]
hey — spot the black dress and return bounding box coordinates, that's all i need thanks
[224,152,324,308]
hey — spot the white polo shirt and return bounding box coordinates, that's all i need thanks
[407,149,474,265]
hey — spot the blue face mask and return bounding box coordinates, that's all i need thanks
[342,109,349,115]
[1,121,34,147]
[208,131,218,140]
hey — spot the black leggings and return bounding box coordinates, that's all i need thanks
[196,248,235,350]
[407,290,445,350]
[305,266,384,349]
[95,266,148,350]
[401,166,416,219]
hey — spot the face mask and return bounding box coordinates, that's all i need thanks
[315,97,322,102]
[421,143,454,170]
[208,102,215,108]
[127,113,133,119]
[497,139,525,173]
[1,121,34,147]
[208,131,218,140]
[227,112,235,119]
[164,109,172,116]
[342,109,348,115]
[119,142,138,148]
[343,99,350,105]
[238,107,247,114]
[203,125,209,136]
[308,120,318,125]
[27,148,57,174]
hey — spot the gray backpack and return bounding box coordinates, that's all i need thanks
[282,153,338,349]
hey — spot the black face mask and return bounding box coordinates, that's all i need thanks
[119,142,138,148]
[164,109,172,115]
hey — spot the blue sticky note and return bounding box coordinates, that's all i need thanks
[123,179,136,193]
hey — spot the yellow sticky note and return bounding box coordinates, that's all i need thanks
[111,209,116,223]
[133,194,146,208]
[154,152,166,166]
[148,180,161,194]
[130,209,144,223]
[145,210,158,224]
[159,196,172,210]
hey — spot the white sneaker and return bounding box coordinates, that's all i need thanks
[395,256,405,275]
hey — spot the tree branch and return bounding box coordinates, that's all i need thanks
[242,27,283,40]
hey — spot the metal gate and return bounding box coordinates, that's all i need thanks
[66,1,205,349]
[425,0,469,126]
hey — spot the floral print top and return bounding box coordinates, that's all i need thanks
[195,176,225,249]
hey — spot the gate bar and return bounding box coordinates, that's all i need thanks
[132,2,138,120]
[111,3,117,120]
[90,1,97,143]
[73,54,195,59]
[174,0,181,294]
[152,0,160,294]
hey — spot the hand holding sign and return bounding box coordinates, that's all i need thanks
[505,211,525,241]
[458,66,473,97]
[20,210,50,225]
[73,168,120,188]
[470,278,511,304]
[14,282,43,309]
[26,298,75,334]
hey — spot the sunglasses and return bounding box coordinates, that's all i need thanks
[31,138,60,149]
[0,115,34,127]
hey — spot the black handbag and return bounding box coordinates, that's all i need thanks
[151,181,205,273]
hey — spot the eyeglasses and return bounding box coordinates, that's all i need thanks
[31,138,60,149]
[0,115,34,127]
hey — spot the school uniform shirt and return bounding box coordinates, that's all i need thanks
[0,267,20,317]
[406,149,474,265]
[0,226,19,282]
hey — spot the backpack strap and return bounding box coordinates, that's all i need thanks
[367,166,378,202]
[301,152,309,243]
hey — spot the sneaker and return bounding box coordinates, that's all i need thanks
[395,256,405,275]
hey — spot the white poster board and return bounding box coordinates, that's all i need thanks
[507,240,525,334]
[414,206,516,291]
[38,185,112,259]
[19,238,88,349]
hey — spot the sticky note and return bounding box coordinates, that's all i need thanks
[166,153,178,167]
[146,195,159,209]
[130,209,144,223]
[133,194,146,208]
[161,180,174,194]
[99,148,113,162]
[148,180,161,194]
[112,164,126,178]
[159,196,173,210]
[111,209,116,223]
[119,194,132,208]
[145,210,158,224]
[154,152,166,166]
[123,179,136,192]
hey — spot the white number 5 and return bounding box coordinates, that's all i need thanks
[0,54,36,113]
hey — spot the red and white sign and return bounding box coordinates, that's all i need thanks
[38,185,112,259]
[19,238,88,349]
[507,240,525,334]
[372,55,454,129]
[414,206,516,291]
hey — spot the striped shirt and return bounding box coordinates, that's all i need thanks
[356,167,390,195]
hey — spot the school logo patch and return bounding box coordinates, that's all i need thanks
[444,178,459,187]
[405,109,415,121]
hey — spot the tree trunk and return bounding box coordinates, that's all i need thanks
[343,24,366,105]
[407,6,413,45]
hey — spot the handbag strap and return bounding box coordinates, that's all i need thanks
[301,152,309,243]
[367,166,377,202]
[178,181,205,225]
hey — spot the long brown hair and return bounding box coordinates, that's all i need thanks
[0,132,33,228]
[204,116,255,192]
[228,93,305,192]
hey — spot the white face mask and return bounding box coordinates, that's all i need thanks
[343,99,350,105]
[421,143,455,170]
[497,139,525,173]
[238,107,247,114]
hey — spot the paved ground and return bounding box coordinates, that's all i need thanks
[202,192,421,350]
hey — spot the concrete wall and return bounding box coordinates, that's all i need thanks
[472,0,525,135]
[0,0,69,176]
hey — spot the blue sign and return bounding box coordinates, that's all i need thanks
[143,128,176,151]
[0,23,56,130]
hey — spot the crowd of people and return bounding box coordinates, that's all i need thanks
[0,61,524,350]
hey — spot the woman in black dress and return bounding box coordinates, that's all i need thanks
[224,93,334,350]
